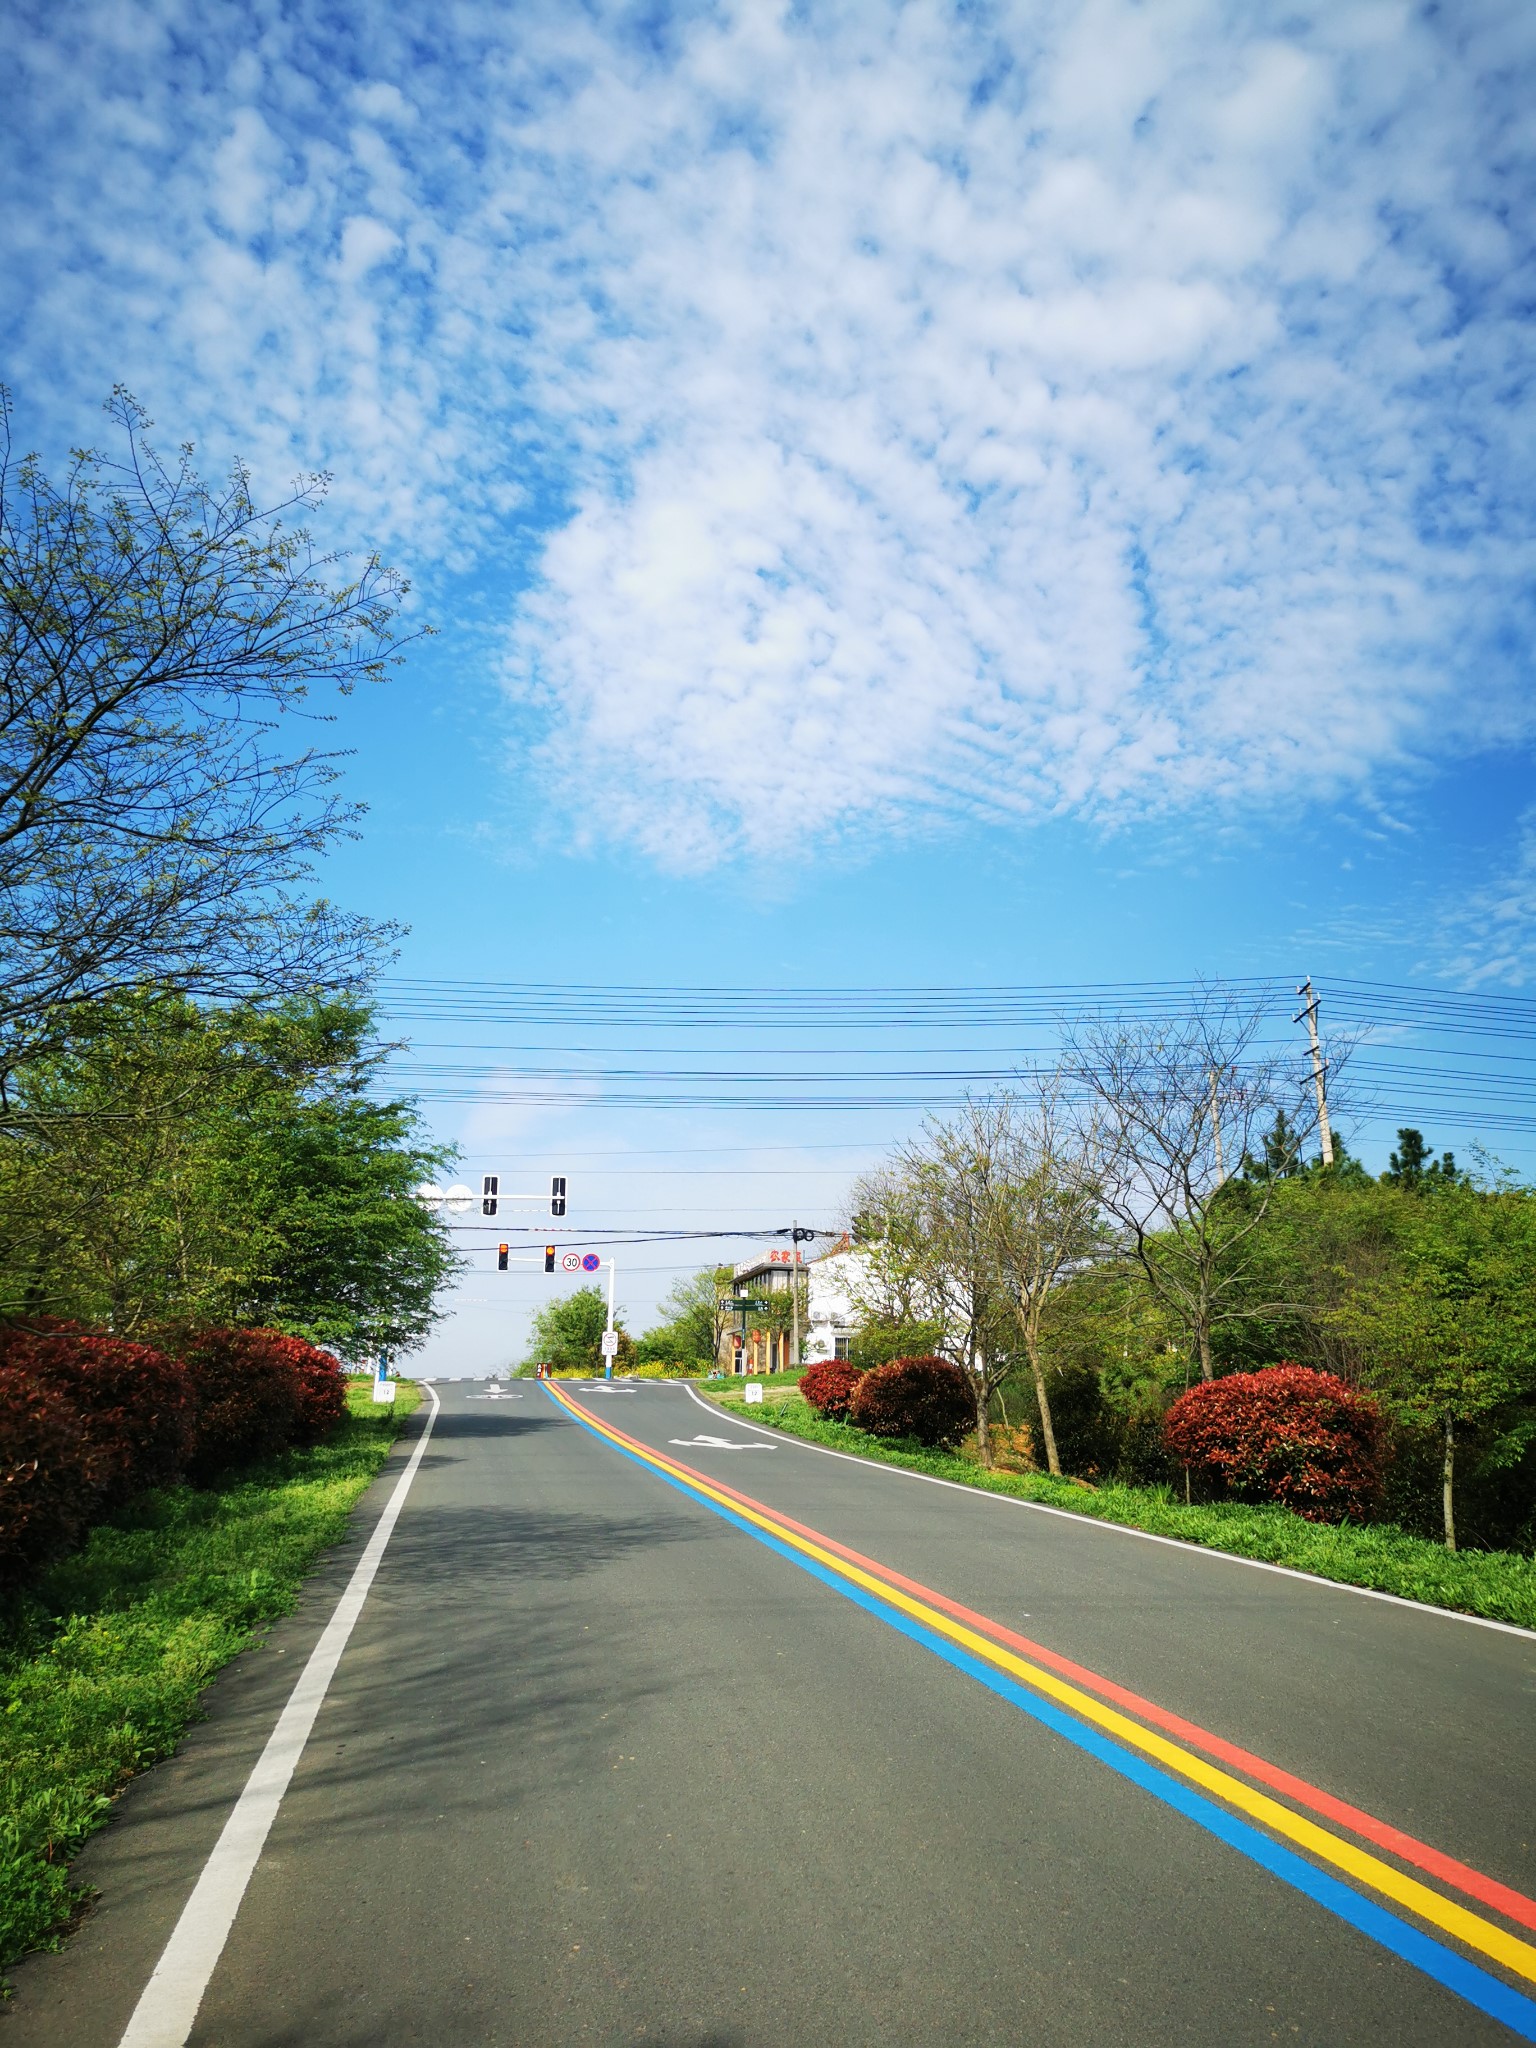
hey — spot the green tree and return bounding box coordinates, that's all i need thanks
[848,1315,948,1370]
[525,1285,631,1375]
[636,1265,732,1368]
[0,994,456,1356]
[852,1132,1002,1462]
[1332,1184,1536,1549]
[970,1079,1109,1476]
[1382,1128,1459,1189]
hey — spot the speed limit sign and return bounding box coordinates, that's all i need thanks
[561,1252,582,1273]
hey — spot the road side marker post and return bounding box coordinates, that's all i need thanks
[371,1353,396,1404]
[744,1382,764,1404]
[117,1384,441,2048]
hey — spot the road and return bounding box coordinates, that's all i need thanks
[8,1376,1535,2047]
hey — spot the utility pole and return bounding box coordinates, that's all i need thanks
[1294,978,1335,1167]
[787,1223,817,1369]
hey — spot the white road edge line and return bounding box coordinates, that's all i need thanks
[678,1384,1535,1642]
[117,1381,442,2048]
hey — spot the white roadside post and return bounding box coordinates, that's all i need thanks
[601,1256,619,1380]
[372,1351,396,1404]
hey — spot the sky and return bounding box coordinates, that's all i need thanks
[4,0,1534,1371]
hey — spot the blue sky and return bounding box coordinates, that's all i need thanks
[5,1,1535,1369]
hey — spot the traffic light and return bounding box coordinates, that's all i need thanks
[482,1174,499,1217]
[497,1244,509,1271]
[550,1174,566,1217]
[544,1245,556,1273]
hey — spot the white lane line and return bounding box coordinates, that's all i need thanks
[117,1382,442,2048]
[678,1385,1535,1641]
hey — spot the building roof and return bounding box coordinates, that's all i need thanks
[732,1248,806,1281]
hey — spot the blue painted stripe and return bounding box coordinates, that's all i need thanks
[549,1388,1536,2041]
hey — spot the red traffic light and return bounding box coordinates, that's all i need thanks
[544,1245,556,1272]
[497,1244,509,1271]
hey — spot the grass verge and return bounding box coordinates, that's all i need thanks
[702,1387,1536,1632]
[0,1375,420,1975]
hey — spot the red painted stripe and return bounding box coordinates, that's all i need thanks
[558,1386,1536,1934]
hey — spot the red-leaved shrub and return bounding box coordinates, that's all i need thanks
[1163,1364,1385,1522]
[799,1358,865,1421]
[849,1355,975,1448]
[179,1327,348,1476]
[268,1333,348,1444]
[0,1317,352,1582]
[179,1327,307,1478]
[0,1367,101,1582]
[0,1325,194,1506]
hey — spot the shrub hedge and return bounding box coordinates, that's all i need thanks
[849,1355,974,1448]
[0,1322,349,1585]
[0,1326,195,1508]
[1163,1364,1385,1523]
[799,1358,865,1421]
[0,1370,98,1583]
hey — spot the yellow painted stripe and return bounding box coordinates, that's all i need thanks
[553,1385,1536,1985]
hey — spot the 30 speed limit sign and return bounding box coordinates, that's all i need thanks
[561,1252,583,1273]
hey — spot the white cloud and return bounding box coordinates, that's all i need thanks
[1440,808,1536,990]
[3,0,1533,865]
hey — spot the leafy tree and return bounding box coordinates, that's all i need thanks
[848,1315,948,1371]
[1238,1110,1311,1182]
[635,1265,732,1369]
[1033,1261,1188,1477]
[1382,1128,1458,1189]
[0,994,455,1357]
[0,389,415,1087]
[525,1285,630,1375]
[852,1130,1002,1462]
[971,1079,1108,1476]
[1331,1183,1536,1549]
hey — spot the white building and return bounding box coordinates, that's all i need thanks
[800,1237,869,1365]
[718,1239,870,1372]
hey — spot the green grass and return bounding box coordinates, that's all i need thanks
[697,1374,805,1409]
[703,1387,1536,1631]
[0,1376,420,1974]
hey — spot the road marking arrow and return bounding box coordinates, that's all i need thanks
[667,1434,773,1451]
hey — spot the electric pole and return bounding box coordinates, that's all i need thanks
[1294,978,1335,1167]
[787,1222,817,1368]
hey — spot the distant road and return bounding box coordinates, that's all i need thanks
[10,1377,1535,2046]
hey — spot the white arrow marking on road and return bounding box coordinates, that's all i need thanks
[668,1434,774,1451]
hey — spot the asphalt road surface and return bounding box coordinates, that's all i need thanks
[8,1377,1535,2047]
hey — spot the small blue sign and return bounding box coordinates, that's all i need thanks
[581,1252,601,1272]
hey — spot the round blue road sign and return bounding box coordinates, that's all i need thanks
[582,1252,601,1272]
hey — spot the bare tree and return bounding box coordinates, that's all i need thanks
[1064,986,1335,1380]
[0,388,417,1089]
[970,1079,1108,1476]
